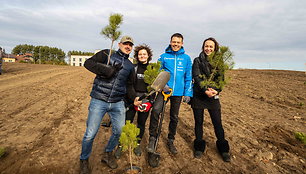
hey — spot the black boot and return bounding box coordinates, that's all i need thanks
[194,139,206,159]
[80,159,90,174]
[216,140,231,162]
[167,139,178,155]
[114,145,122,159]
[134,144,142,156]
[101,151,118,169]
[147,136,156,153]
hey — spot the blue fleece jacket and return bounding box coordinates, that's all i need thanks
[158,45,193,97]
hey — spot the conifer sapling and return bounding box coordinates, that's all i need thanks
[200,46,235,90]
[100,13,123,65]
[144,61,162,92]
[119,121,140,170]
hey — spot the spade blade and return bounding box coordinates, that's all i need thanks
[151,71,170,92]
[148,151,161,168]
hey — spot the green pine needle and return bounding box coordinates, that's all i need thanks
[119,121,140,152]
[144,61,163,92]
[199,46,235,90]
[295,132,306,144]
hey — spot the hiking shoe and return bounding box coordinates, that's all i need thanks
[114,146,122,159]
[134,144,142,156]
[221,152,231,162]
[80,159,90,174]
[101,152,118,169]
[194,151,203,159]
[167,139,178,155]
[147,137,156,153]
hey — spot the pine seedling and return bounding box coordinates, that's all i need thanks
[295,132,306,144]
[144,61,162,92]
[100,13,123,65]
[119,121,140,170]
[0,147,6,158]
[200,46,234,90]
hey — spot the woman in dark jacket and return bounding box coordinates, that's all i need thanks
[191,37,230,162]
[116,44,155,157]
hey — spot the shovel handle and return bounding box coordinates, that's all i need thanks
[162,89,172,101]
[138,90,155,101]
[126,90,156,111]
[152,88,173,151]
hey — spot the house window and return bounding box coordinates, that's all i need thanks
[73,58,75,61]
[79,58,82,62]
[79,63,82,66]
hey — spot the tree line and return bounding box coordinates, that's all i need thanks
[12,44,66,64]
[67,50,94,56]
[11,44,95,65]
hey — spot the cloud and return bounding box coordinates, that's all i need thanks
[1,0,306,71]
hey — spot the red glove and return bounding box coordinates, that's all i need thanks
[134,102,152,112]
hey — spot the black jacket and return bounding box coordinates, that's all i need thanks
[191,52,222,109]
[84,49,134,103]
[125,62,155,105]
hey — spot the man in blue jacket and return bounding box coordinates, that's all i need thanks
[148,33,193,155]
[79,36,136,173]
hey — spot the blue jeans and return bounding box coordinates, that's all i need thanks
[80,98,126,160]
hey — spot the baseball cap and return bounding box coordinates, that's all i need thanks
[120,36,134,45]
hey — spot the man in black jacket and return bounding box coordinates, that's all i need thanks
[79,36,136,173]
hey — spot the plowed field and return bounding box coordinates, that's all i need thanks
[0,63,305,174]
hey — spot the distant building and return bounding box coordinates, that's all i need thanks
[16,53,34,62]
[3,57,16,63]
[70,50,100,66]
[2,54,16,62]
[70,55,91,66]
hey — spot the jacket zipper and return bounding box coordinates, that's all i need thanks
[173,54,177,93]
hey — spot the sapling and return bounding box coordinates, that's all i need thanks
[144,61,162,92]
[0,147,6,158]
[119,121,140,171]
[295,132,306,144]
[100,13,123,65]
[200,46,235,90]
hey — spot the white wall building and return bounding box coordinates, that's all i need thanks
[70,50,101,66]
[70,55,91,66]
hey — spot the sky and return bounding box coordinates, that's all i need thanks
[1,0,306,71]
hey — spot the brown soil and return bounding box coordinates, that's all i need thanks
[0,63,305,174]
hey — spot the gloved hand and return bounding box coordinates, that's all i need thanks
[134,102,152,112]
[101,65,116,78]
[113,61,123,72]
[183,96,191,103]
[162,85,170,93]
[99,61,122,79]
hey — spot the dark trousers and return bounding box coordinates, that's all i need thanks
[192,108,225,141]
[149,92,182,140]
[126,107,150,143]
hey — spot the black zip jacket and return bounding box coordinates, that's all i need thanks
[84,49,134,103]
[191,52,223,109]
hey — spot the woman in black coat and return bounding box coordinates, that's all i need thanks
[191,37,230,162]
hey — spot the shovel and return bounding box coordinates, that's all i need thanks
[126,71,170,111]
[103,71,170,127]
[148,89,172,168]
